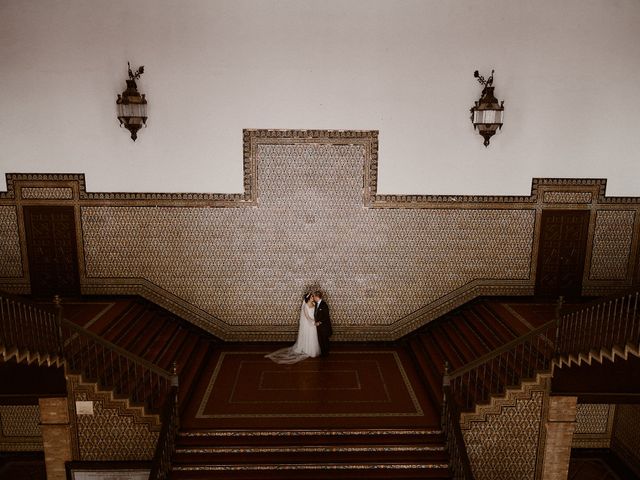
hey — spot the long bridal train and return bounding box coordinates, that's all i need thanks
[265,295,320,364]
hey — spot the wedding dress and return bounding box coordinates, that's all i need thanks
[265,300,321,364]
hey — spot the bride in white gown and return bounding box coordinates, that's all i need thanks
[265,294,321,364]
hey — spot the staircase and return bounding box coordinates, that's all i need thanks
[63,297,214,409]
[4,290,637,480]
[0,297,63,368]
[171,428,450,479]
[405,298,533,408]
[55,298,454,479]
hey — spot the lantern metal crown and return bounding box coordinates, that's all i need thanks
[470,69,504,147]
[116,63,147,141]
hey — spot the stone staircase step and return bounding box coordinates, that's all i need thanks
[172,428,450,479]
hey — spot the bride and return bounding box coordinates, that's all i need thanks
[265,293,321,364]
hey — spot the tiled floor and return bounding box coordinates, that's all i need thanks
[181,344,440,430]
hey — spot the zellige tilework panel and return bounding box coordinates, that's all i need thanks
[0,206,22,277]
[81,144,535,338]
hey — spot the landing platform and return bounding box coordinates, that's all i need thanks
[180,344,440,430]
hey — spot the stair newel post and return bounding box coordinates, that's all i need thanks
[53,295,64,359]
[554,296,564,356]
[442,361,451,424]
[171,361,180,429]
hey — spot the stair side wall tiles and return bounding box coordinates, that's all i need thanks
[67,379,159,462]
[462,390,545,480]
[571,403,615,449]
[611,404,640,477]
[0,404,43,451]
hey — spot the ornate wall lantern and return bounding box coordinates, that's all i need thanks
[470,70,504,147]
[116,63,147,141]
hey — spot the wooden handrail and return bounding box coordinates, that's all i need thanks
[61,318,172,380]
[0,290,173,380]
[448,318,556,380]
[559,287,639,317]
[0,289,57,314]
[448,290,638,381]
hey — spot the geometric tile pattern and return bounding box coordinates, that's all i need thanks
[2,131,639,340]
[463,391,544,480]
[0,206,22,277]
[590,210,636,280]
[575,404,613,434]
[81,143,535,338]
[21,187,73,199]
[0,405,41,437]
[0,404,43,452]
[543,191,593,204]
[572,403,615,449]
[73,391,158,461]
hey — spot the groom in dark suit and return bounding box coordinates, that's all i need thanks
[312,290,332,357]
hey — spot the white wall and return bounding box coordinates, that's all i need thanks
[1,0,639,196]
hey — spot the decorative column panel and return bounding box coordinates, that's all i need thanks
[0,404,43,451]
[39,397,73,480]
[68,375,160,461]
[462,383,546,480]
[572,403,615,449]
[589,210,636,281]
[0,206,22,279]
[539,396,577,480]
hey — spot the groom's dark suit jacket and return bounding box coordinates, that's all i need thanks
[315,300,333,337]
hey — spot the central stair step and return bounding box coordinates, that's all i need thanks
[172,428,451,479]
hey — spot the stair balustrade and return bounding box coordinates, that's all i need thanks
[0,293,62,363]
[557,290,639,362]
[439,289,639,480]
[447,320,556,412]
[446,289,640,413]
[0,291,174,413]
[442,363,474,480]
[150,364,179,480]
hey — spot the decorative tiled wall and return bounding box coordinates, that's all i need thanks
[589,210,636,280]
[0,404,43,451]
[0,206,22,278]
[543,191,593,204]
[69,378,159,461]
[21,187,73,200]
[463,391,545,480]
[572,403,615,448]
[1,130,638,341]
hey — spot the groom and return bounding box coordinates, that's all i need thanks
[312,290,332,356]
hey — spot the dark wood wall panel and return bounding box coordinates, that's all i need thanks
[23,206,80,297]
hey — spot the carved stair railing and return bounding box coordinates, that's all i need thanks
[1,291,181,476]
[441,289,639,478]
[60,310,174,413]
[442,362,474,480]
[0,293,63,367]
[149,365,179,480]
[447,319,557,412]
[1,291,175,412]
[556,290,639,367]
[447,290,639,414]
